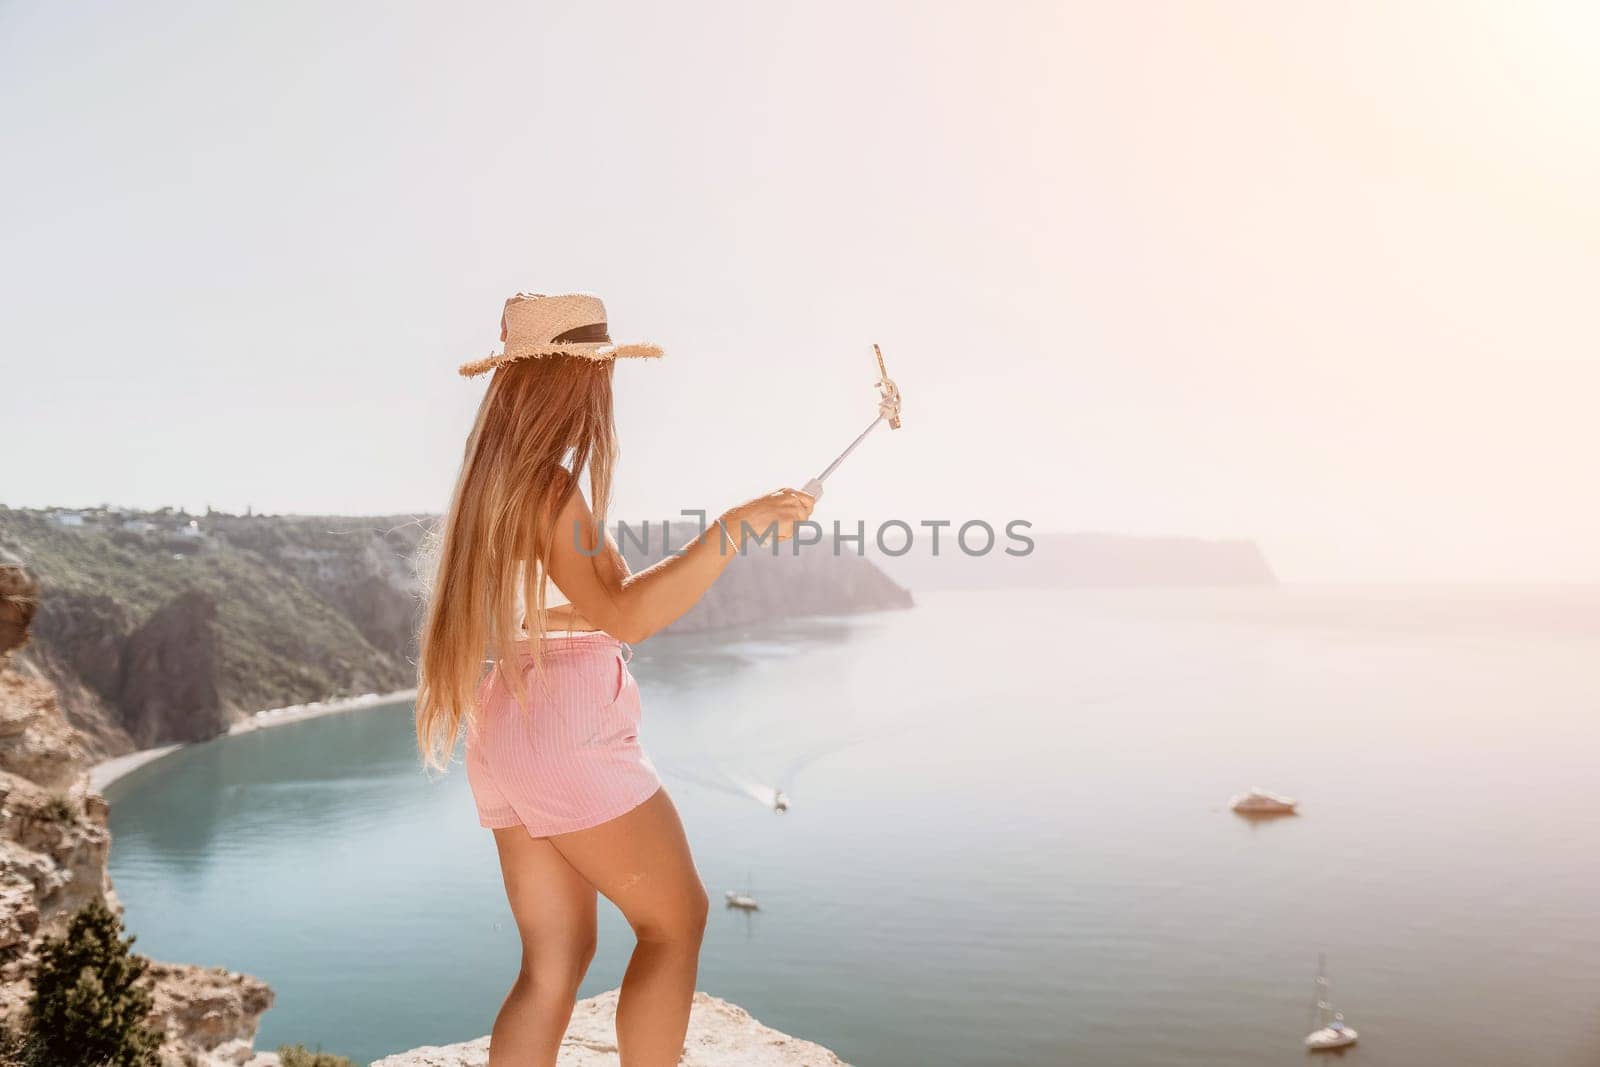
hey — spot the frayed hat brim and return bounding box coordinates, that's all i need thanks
[459,342,663,378]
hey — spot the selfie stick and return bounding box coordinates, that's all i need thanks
[801,344,902,502]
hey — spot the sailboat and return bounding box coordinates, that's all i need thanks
[1304,954,1359,1050]
[724,870,759,911]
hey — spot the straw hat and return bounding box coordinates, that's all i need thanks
[458,292,663,378]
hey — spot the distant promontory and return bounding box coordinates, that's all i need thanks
[873,529,1276,591]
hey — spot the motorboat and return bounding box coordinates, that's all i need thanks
[773,790,789,814]
[1304,955,1358,1051]
[1230,786,1297,814]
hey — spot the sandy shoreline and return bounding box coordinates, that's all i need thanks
[88,688,417,792]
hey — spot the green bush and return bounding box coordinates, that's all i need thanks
[277,1045,356,1067]
[28,900,160,1067]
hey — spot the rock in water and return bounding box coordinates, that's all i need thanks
[371,987,850,1066]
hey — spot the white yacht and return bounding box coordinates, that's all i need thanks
[1304,955,1358,1050]
[724,889,759,911]
[773,790,789,814]
[1229,786,1297,814]
[1306,1013,1358,1051]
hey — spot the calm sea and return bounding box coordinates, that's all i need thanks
[105,588,1600,1065]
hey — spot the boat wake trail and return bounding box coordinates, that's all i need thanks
[728,774,780,808]
[659,764,759,803]
[659,761,787,810]
[662,704,931,812]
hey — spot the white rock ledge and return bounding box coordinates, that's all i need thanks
[369,988,849,1066]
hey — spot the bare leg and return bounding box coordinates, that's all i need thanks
[488,828,599,1067]
[549,788,707,1067]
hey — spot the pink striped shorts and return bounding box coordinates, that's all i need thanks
[465,632,662,837]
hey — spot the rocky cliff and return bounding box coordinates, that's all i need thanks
[117,589,228,747]
[0,555,274,1065]
[1,508,428,758]
[0,508,912,757]
[371,987,849,1066]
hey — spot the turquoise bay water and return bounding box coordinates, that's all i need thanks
[107,588,1600,1065]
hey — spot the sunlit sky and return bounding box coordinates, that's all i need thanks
[3,2,1597,581]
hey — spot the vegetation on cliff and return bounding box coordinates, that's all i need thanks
[275,1045,355,1067]
[26,900,161,1067]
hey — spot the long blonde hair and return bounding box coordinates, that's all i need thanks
[415,356,616,770]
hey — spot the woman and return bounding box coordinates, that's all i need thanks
[415,292,814,1067]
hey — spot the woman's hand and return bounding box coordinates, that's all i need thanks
[721,488,817,548]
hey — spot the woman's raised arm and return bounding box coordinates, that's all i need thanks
[544,483,814,643]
